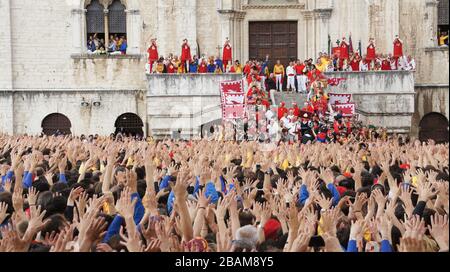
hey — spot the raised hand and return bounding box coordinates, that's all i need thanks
[349,219,366,241]
[428,214,449,252]
[120,226,143,252]
[0,202,9,224]
[315,193,332,211]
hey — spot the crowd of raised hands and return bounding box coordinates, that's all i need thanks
[0,134,448,252]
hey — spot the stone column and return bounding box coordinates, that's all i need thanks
[125,9,141,54]
[0,0,13,90]
[424,0,439,47]
[233,11,246,62]
[104,9,109,50]
[71,8,84,54]
[302,11,314,58]
[314,9,332,54]
[178,0,197,57]
[218,10,234,58]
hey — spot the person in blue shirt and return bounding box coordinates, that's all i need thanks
[119,37,127,54]
[189,56,198,73]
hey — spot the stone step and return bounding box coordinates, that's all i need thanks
[273,91,308,107]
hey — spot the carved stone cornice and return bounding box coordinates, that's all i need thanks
[313,8,333,19]
[242,4,305,10]
[71,8,85,15]
[234,11,246,21]
[217,9,246,21]
[301,10,314,20]
[425,0,439,7]
[125,9,140,15]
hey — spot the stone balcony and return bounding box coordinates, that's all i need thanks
[325,71,415,134]
[146,71,415,137]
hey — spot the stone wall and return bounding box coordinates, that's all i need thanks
[146,74,242,138]
[0,90,146,136]
[411,84,449,136]
[325,71,415,134]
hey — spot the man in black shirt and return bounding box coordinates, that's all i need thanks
[265,73,277,106]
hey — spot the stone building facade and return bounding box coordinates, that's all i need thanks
[0,0,448,140]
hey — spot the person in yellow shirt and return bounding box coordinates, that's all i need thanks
[230,60,243,73]
[439,32,448,46]
[273,60,285,92]
[317,53,331,72]
[155,60,165,73]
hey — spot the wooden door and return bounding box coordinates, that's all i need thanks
[249,21,298,68]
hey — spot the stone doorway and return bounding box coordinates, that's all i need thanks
[419,112,449,143]
[115,113,144,137]
[41,113,72,136]
[249,21,298,68]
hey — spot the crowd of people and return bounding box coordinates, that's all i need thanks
[0,134,448,253]
[87,33,128,55]
[145,36,416,82]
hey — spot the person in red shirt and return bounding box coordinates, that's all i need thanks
[340,37,349,60]
[222,38,232,71]
[277,102,288,120]
[167,60,176,73]
[290,102,300,118]
[393,35,403,68]
[243,61,252,77]
[295,59,308,93]
[198,59,208,73]
[349,53,361,72]
[147,38,159,72]
[366,38,376,63]
[344,117,352,135]
[381,56,391,71]
[181,39,192,72]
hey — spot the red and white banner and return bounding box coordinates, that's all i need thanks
[327,78,347,86]
[334,103,355,116]
[220,80,246,120]
[329,93,352,105]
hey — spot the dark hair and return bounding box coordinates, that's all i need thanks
[239,211,256,227]
[41,214,67,236]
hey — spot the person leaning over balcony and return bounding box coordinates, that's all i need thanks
[229,60,243,74]
[381,55,391,71]
[349,53,361,72]
[198,58,208,73]
[189,56,198,73]
[119,37,127,55]
[406,55,416,71]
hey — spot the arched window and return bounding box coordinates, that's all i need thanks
[86,0,105,45]
[109,0,126,37]
[85,0,127,54]
[438,0,449,45]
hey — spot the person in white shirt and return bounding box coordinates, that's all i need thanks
[390,57,397,70]
[286,61,297,92]
[407,55,416,70]
[398,55,409,70]
[359,59,369,72]
[280,114,291,129]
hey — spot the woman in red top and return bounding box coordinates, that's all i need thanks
[393,35,403,58]
[222,38,232,71]
[366,38,376,61]
[147,38,159,71]
[167,61,176,73]
[198,60,208,73]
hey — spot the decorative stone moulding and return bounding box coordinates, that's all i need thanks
[242,4,305,9]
